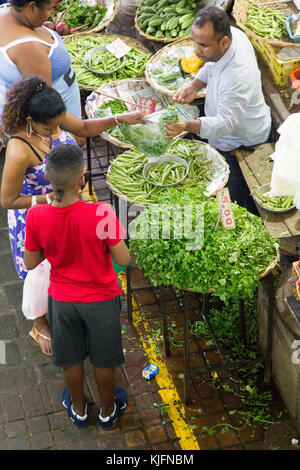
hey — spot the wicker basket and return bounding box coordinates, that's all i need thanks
[233,0,300,48]
[106,140,230,207]
[85,78,163,149]
[250,36,300,86]
[145,39,206,98]
[64,33,151,91]
[61,0,117,36]
[135,0,233,43]
[134,12,190,44]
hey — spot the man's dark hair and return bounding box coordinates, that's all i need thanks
[194,6,232,40]
[46,144,84,202]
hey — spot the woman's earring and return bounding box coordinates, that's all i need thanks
[26,122,32,138]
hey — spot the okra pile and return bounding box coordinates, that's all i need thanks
[65,36,151,88]
[136,0,199,40]
[107,139,212,204]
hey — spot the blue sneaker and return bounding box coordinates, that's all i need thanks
[61,387,88,427]
[99,387,128,430]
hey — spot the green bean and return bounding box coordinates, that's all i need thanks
[254,190,294,211]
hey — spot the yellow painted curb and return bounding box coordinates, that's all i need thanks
[119,272,200,451]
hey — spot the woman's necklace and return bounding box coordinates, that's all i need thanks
[32,130,53,146]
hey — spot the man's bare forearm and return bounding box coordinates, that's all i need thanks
[185,119,201,134]
[191,78,206,93]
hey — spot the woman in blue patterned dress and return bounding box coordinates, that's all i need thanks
[0,75,145,356]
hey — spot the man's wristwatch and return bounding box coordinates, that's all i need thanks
[46,194,52,204]
[31,195,37,206]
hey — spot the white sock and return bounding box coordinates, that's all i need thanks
[99,402,116,422]
[71,404,87,420]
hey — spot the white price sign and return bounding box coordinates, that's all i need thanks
[216,187,236,230]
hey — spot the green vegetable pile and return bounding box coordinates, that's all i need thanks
[107,139,212,204]
[137,0,200,40]
[151,56,193,91]
[87,50,122,73]
[146,161,186,186]
[65,36,151,88]
[94,99,128,118]
[119,107,179,157]
[94,99,131,144]
[245,3,287,40]
[254,190,294,211]
[129,189,278,303]
[51,0,107,31]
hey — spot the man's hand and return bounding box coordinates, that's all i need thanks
[164,118,187,138]
[119,111,146,125]
[173,85,198,104]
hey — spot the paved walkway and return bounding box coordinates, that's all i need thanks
[0,139,300,452]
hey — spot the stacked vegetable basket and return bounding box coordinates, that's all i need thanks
[233,0,300,85]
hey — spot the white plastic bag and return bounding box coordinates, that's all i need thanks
[269,113,300,207]
[22,259,51,320]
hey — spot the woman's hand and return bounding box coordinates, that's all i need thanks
[118,111,146,125]
[164,118,187,139]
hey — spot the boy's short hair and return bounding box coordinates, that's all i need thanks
[46,144,84,200]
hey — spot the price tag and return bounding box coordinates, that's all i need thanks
[106,39,131,59]
[215,187,236,230]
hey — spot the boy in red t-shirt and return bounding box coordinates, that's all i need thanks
[24,144,129,430]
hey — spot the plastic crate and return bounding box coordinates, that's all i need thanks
[290,66,300,89]
[249,35,300,86]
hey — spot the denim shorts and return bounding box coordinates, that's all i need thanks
[48,295,124,369]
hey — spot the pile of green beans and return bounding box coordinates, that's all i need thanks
[65,37,151,88]
[254,190,294,211]
[245,4,287,40]
[88,50,122,73]
[147,162,186,185]
[107,140,212,204]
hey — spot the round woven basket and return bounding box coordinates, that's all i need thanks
[145,38,206,98]
[63,0,117,36]
[134,12,190,44]
[85,78,168,149]
[135,0,234,43]
[106,140,230,207]
[233,0,300,48]
[64,33,151,91]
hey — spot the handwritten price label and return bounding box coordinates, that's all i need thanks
[216,187,236,230]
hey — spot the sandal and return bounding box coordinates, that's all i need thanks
[29,326,52,356]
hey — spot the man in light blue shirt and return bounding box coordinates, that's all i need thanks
[165,6,271,213]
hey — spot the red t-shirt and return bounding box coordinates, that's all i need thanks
[24,200,126,303]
